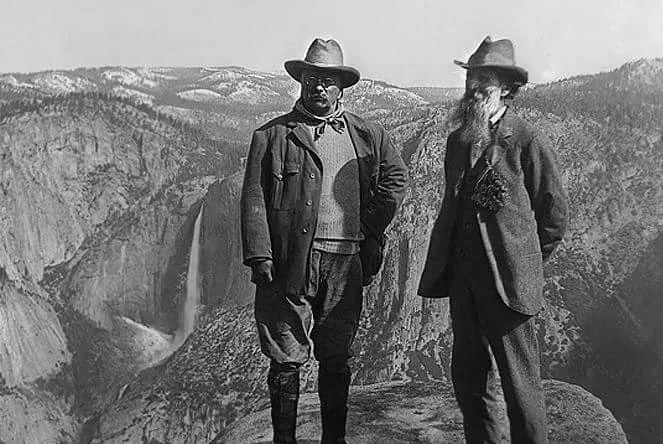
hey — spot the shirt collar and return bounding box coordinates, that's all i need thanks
[490,105,507,126]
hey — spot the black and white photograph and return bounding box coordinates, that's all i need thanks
[0,1,661,443]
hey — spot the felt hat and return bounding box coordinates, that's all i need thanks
[455,36,528,85]
[285,38,360,88]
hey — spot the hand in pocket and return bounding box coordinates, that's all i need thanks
[251,259,275,286]
[360,234,384,283]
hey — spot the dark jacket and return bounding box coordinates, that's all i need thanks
[417,109,568,315]
[241,109,407,296]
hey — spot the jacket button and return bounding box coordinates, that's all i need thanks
[302,228,308,234]
[309,173,315,179]
[306,200,312,206]
[464,222,472,229]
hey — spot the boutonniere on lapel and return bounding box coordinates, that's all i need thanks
[471,144,510,214]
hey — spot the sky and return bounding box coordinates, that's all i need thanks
[1,0,662,87]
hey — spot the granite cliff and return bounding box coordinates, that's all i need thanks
[0,93,240,442]
[1,59,661,443]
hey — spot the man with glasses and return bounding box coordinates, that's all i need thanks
[241,38,407,443]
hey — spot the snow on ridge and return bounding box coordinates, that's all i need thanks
[111,86,154,104]
[101,67,158,88]
[149,67,174,73]
[228,80,280,104]
[102,67,141,84]
[0,74,33,89]
[31,72,96,93]
[199,70,242,83]
[199,67,278,84]
[248,74,265,80]
[210,81,232,92]
[135,67,177,81]
[177,88,226,103]
[351,80,426,106]
[0,75,19,86]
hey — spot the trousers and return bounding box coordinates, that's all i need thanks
[449,260,548,444]
[254,249,363,373]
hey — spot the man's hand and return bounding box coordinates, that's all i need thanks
[359,233,384,286]
[251,259,275,286]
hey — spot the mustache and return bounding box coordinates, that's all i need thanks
[452,90,489,124]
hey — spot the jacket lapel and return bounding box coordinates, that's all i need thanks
[490,108,514,165]
[344,112,373,160]
[446,140,469,198]
[344,112,377,207]
[285,112,321,164]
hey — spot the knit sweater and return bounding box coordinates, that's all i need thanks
[307,122,363,254]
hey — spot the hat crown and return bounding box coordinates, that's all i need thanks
[304,38,345,66]
[468,37,517,67]
[284,38,360,88]
[455,36,528,85]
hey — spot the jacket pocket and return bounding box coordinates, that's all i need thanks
[271,161,300,210]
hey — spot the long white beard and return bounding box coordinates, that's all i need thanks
[451,89,501,164]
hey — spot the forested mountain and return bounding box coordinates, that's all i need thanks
[0,59,661,443]
[0,66,426,143]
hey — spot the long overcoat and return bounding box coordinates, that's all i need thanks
[241,109,408,296]
[417,109,568,315]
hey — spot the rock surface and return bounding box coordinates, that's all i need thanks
[91,61,662,443]
[219,379,628,444]
[199,173,252,308]
[1,59,661,443]
[0,279,70,388]
[0,94,240,440]
[0,387,78,444]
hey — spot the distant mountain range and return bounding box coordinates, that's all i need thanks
[0,66,434,142]
[0,58,661,443]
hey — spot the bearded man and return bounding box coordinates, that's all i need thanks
[418,37,568,443]
[241,38,407,443]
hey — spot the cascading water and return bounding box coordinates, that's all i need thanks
[137,203,205,369]
[174,203,204,344]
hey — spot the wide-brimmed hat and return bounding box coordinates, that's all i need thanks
[455,36,528,85]
[285,38,360,88]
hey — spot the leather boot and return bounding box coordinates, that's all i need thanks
[318,370,351,444]
[267,368,300,444]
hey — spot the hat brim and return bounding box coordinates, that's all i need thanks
[284,60,360,88]
[454,60,528,85]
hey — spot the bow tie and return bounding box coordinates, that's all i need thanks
[313,117,345,140]
[294,100,346,140]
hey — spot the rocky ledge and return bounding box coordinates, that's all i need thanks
[218,379,628,444]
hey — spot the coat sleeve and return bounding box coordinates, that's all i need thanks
[522,133,569,261]
[240,129,272,266]
[360,124,408,237]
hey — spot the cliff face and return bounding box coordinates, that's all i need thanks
[365,100,663,442]
[199,173,252,308]
[0,279,74,443]
[92,63,662,443]
[0,94,241,440]
[0,279,69,388]
[1,60,661,443]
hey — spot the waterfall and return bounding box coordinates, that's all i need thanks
[175,203,204,343]
[112,203,206,373]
